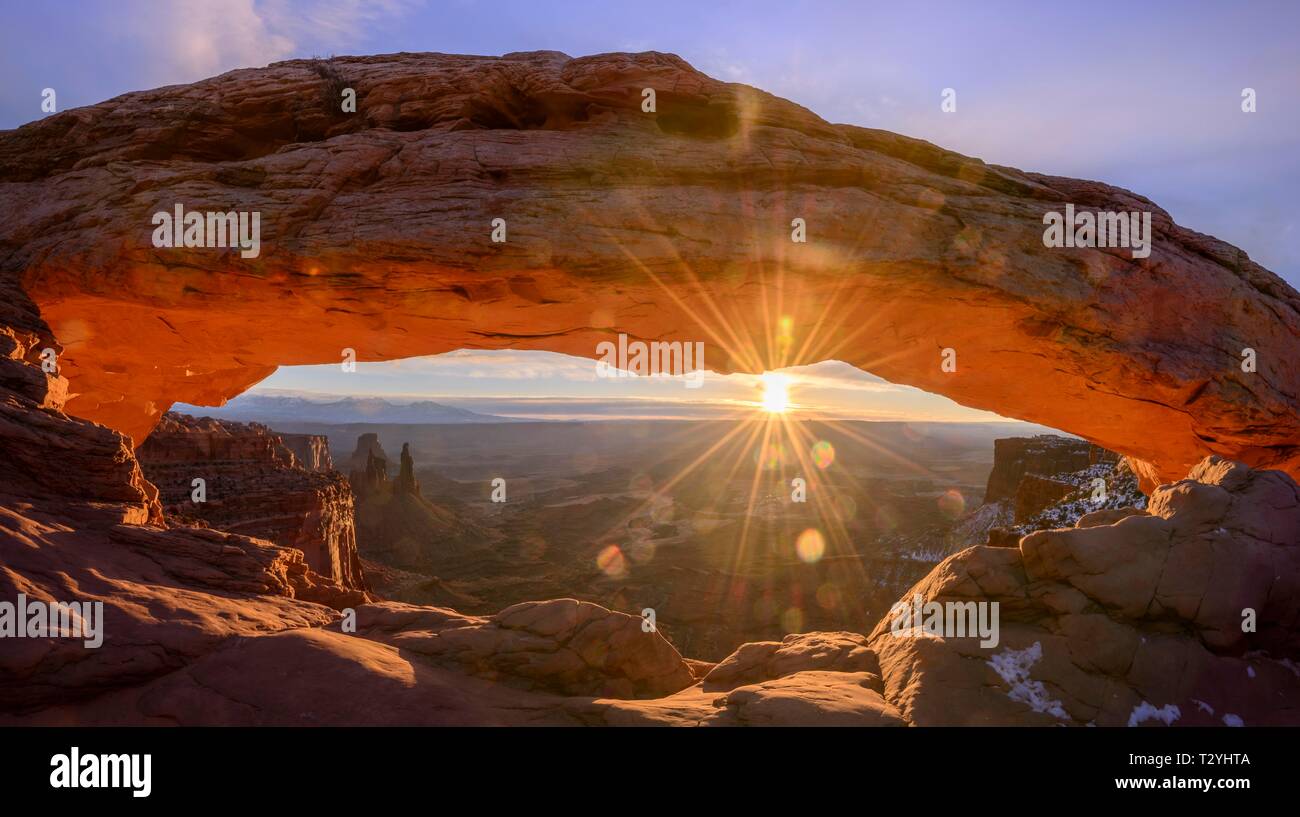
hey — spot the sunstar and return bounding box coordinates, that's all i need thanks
[0,593,102,648]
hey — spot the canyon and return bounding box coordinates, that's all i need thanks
[0,50,1297,725]
[136,412,368,593]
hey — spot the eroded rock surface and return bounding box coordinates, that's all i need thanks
[137,412,368,591]
[351,598,695,699]
[346,434,488,568]
[1,51,1297,727]
[867,456,1300,726]
[1,51,1296,486]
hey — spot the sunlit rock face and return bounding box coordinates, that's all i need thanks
[345,434,487,569]
[1,51,1296,487]
[137,412,368,592]
[1,260,1298,722]
[0,51,1298,726]
[983,436,1097,505]
[867,457,1300,726]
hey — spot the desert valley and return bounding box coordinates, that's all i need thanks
[142,402,1141,662]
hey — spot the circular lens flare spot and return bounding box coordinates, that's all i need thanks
[596,545,627,577]
[811,440,835,469]
[795,528,826,563]
[874,506,898,532]
[753,441,786,469]
[938,489,966,519]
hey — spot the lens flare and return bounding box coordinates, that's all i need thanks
[795,528,826,563]
[596,544,627,577]
[875,506,899,532]
[753,440,786,469]
[626,540,656,563]
[811,440,835,469]
[938,489,966,519]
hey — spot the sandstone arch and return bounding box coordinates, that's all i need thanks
[2,50,1297,488]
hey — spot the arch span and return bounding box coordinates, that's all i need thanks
[2,51,1297,489]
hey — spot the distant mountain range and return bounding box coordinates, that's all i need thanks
[173,392,515,425]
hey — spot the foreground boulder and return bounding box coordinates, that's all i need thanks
[0,510,359,713]
[5,455,1297,725]
[867,456,1300,726]
[350,598,696,699]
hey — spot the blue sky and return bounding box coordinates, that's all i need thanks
[5,0,1296,420]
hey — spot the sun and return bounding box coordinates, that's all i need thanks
[760,372,790,413]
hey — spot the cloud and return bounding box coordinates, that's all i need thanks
[118,0,415,84]
[259,0,419,54]
[380,349,602,381]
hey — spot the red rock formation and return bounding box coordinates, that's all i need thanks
[346,434,487,567]
[394,443,420,496]
[867,457,1300,726]
[1013,474,1078,522]
[0,278,366,714]
[1,52,1296,487]
[282,433,333,472]
[984,435,1094,503]
[977,438,1146,547]
[1,51,1298,727]
[0,273,159,527]
[353,598,695,699]
[348,433,389,474]
[137,412,368,592]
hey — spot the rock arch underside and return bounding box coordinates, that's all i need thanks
[1,51,1299,726]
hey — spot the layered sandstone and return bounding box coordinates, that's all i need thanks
[0,281,366,714]
[866,457,1300,726]
[957,435,1137,548]
[348,434,389,476]
[350,598,696,699]
[0,51,1298,727]
[137,412,368,592]
[984,435,1100,503]
[282,433,333,472]
[0,52,1296,487]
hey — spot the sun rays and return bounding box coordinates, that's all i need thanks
[566,183,961,636]
[759,372,790,413]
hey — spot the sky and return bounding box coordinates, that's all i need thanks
[254,354,1013,421]
[4,0,1296,420]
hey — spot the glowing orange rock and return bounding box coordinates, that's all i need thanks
[1,51,1296,489]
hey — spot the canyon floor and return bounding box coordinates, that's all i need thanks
[281,417,1015,661]
[5,409,1297,726]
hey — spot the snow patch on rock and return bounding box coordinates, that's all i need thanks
[1127,701,1181,727]
[987,642,1069,720]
